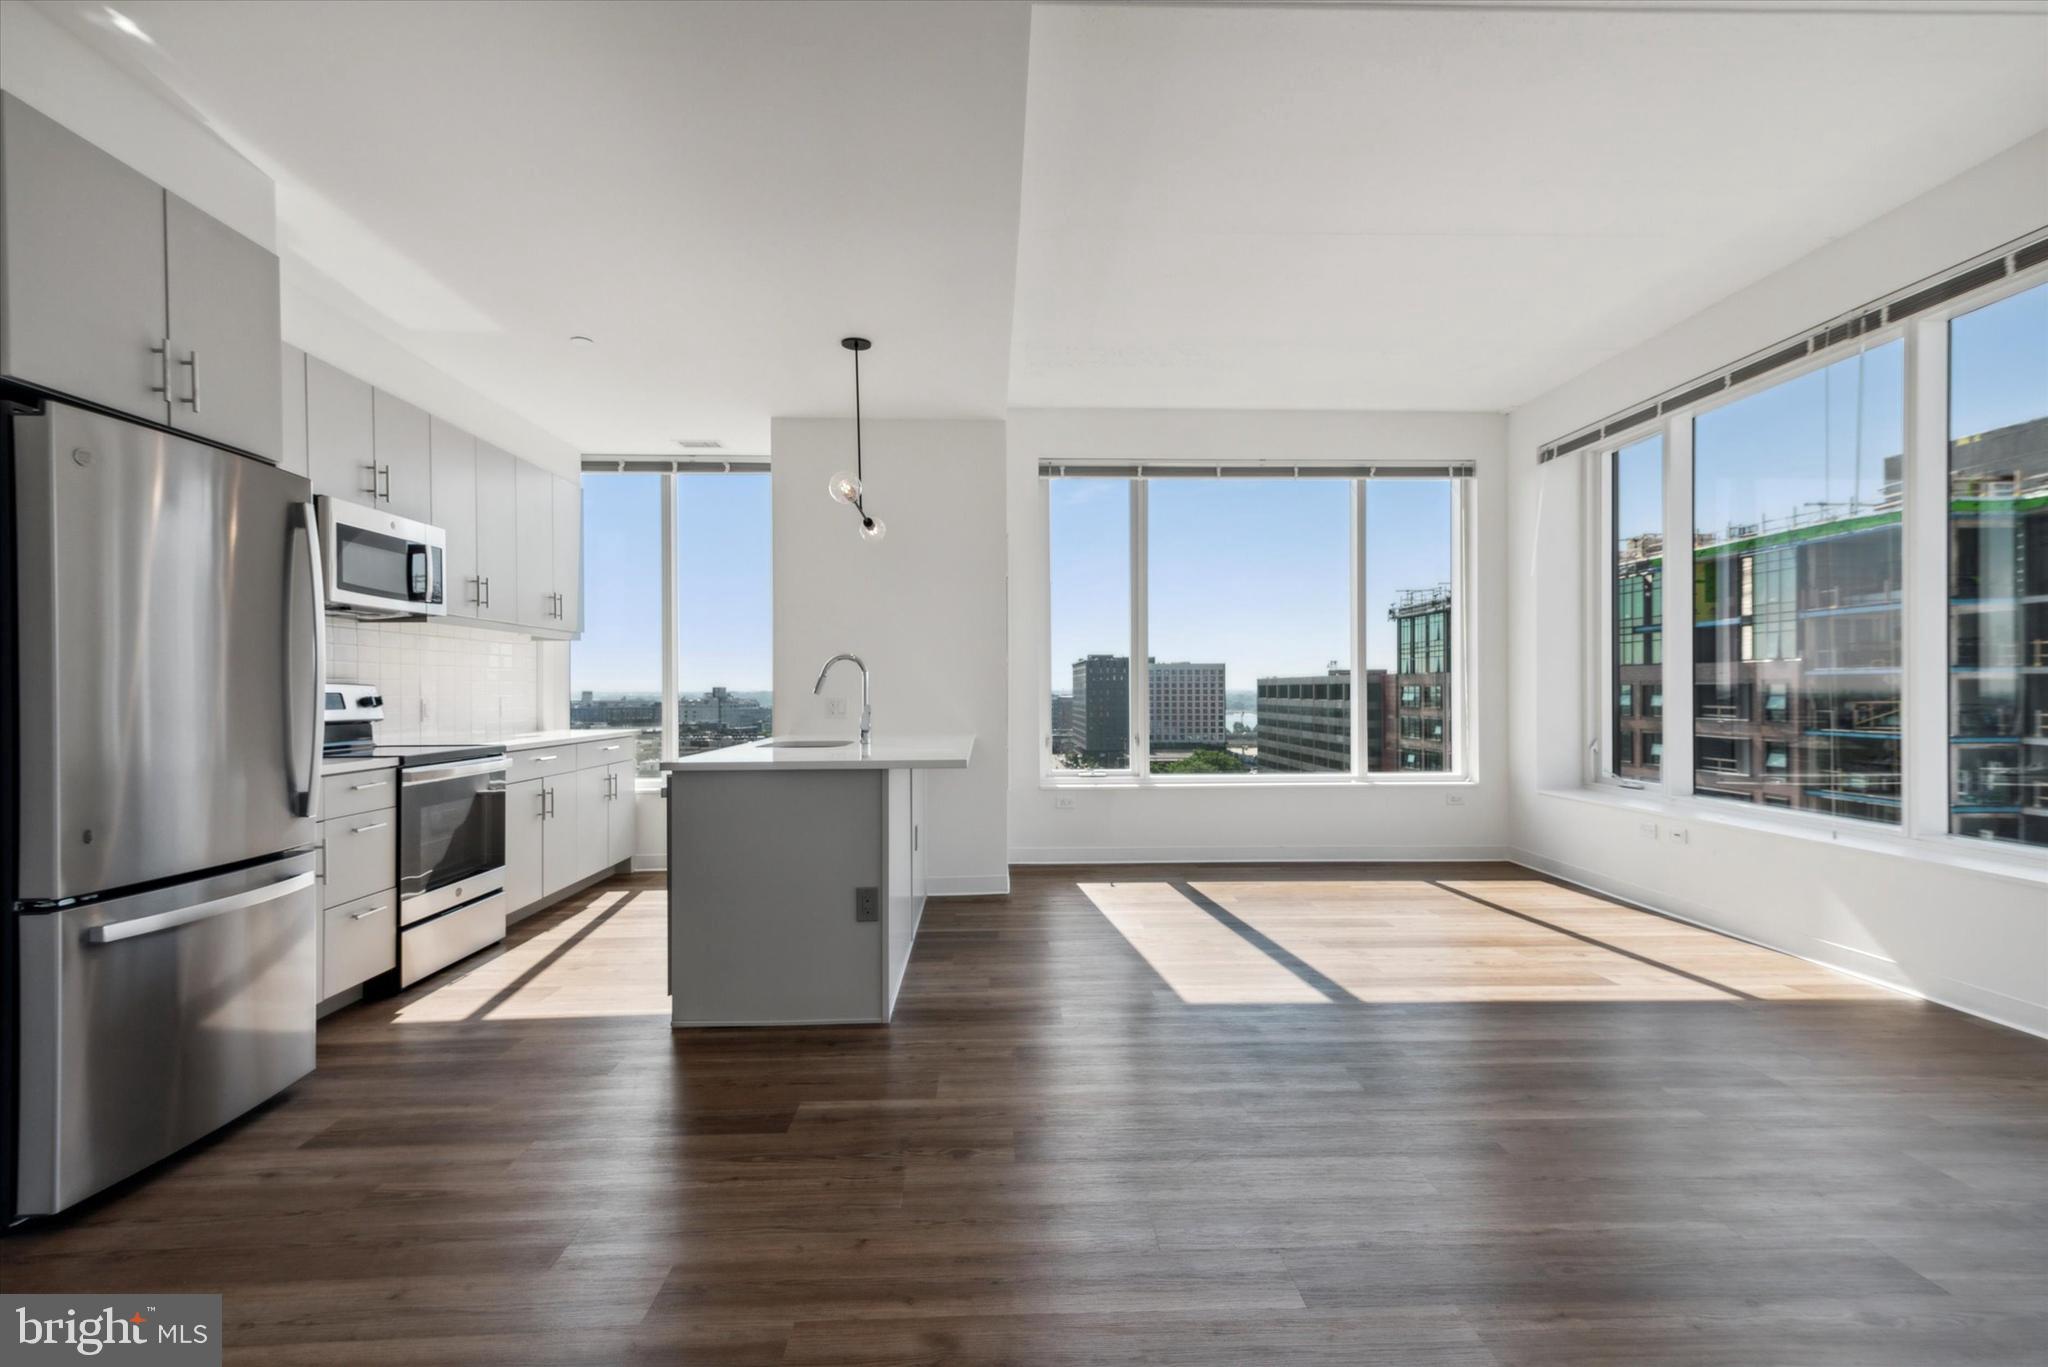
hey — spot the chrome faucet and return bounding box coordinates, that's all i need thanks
[813,653,871,750]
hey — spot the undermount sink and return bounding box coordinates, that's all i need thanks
[759,738,855,749]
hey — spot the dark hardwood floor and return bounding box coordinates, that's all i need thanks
[5,863,2045,1365]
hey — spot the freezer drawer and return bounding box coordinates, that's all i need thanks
[15,854,318,1216]
[399,890,505,988]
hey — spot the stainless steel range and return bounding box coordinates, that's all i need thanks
[323,685,508,987]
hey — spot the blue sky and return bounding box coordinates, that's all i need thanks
[570,472,773,695]
[1951,281,2047,440]
[1047,476,1454,692]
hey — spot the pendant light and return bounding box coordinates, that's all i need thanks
[826,336,885,541]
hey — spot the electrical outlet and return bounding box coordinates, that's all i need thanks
[824,697,848,718]
[1667,826,1690,846]
[1053,794,1076,811]
[1444,792,1465,806]
[1638,821,1659,841]
[854,886,879,923]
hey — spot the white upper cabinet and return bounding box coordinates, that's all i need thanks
[473,440,521,626]
[370,389,432,523]
[429,418,478,618]
[306,356,376,503]
[279,344,309,478]
[0,93,168,426]
[553,475,582,635]
[0,95,282,460]
[514,460,557,630]
[163,193,282,459]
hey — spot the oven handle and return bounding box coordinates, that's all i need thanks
[401,756,511,786]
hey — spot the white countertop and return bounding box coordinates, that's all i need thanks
[320,754,398,776]
[500,728,641,751]
[662,734,974,773]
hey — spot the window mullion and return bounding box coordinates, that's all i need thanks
[1130,478,1150,776]
[1903,316,1950,840]
[660,471,678,765]
[1351,479,1369,778]
[1664,419,1696,795]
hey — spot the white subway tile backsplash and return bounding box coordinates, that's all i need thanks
[324,616,541,742]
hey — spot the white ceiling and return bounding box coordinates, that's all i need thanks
[41,0,1032,455]
[36,0,2048,448]
[1010,2,2048,413]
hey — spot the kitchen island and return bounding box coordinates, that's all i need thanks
[662,735,974,1027]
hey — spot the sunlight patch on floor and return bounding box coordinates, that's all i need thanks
[1078,881,1331,1005]
[1436,880,1899,1001]
[391,888,671,1023]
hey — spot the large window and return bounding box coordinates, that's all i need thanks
[1948,281,2048,848]
[569,473,665,774]
[1693,340,1905,824]
[1048,478,1132,771]
[1612,435,1665,780]
[675,472,774,757]
[570,467,773,776]
[1582,249,2048,863]
[1045,469,1470,781]
[1366,479,1457,772]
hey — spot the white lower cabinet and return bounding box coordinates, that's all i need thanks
[506,776,546,913]
[607,763,637,867]
[541,774,579,898]
[321,889,396,999]
[575,766,611,880]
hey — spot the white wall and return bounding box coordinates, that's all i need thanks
[1507,131,2048,1037]
[1006,407,1511,863]
[771,418,1010,894]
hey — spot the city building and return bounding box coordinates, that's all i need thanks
[1692,463,1905,822]
[678,685,770,733]
[1148,659,1226,748]
[568,692,661,729]
[1615,531,1665,780]
[1069,654,1129,763]
[1391,585,1453,770]
[1948,414,2048,845]
[1257,665,1356,773]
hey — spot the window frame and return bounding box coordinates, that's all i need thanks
[1582,258,2048,868]
[573,465,775,793]
[1039,468,1476,787]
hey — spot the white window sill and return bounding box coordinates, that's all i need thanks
[1040,773,1477,791]
[1541,784,2048,888]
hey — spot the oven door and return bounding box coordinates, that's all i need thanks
[398,757,508,925]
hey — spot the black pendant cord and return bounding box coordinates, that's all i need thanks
[852,344,865,517]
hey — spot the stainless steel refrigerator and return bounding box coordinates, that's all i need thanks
[4,397,325,1217]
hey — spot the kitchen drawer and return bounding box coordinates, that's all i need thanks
[320,767,396,821]
[321,887,396,998]
[509,746,575,781]
[321,812,395,907]
[400,891,506,988]
[577,737,632,770]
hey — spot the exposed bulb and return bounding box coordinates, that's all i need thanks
[859,515,887,542]
[828,471,862,505]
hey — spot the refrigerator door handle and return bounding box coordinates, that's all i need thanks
[290,501,326,817]
[84,870,316,945]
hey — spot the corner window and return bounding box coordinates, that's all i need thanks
[1610,434,1664,779]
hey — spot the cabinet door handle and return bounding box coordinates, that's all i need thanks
[479,576,491,609]
[349,904,387,921]
[150,338,171,400]
[533,754,559,763]
[351,821,389,834]
[181,349,201,413]
[349,780,388,792]
[362,462,379,497]
[469,576,483,607]
[377,464,392,502]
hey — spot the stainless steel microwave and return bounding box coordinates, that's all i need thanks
[317,496,447,617]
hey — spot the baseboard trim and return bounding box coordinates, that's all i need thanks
[1508,846,2048,1041]
[928,873,1011,897]
[1008,844,1511,866]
